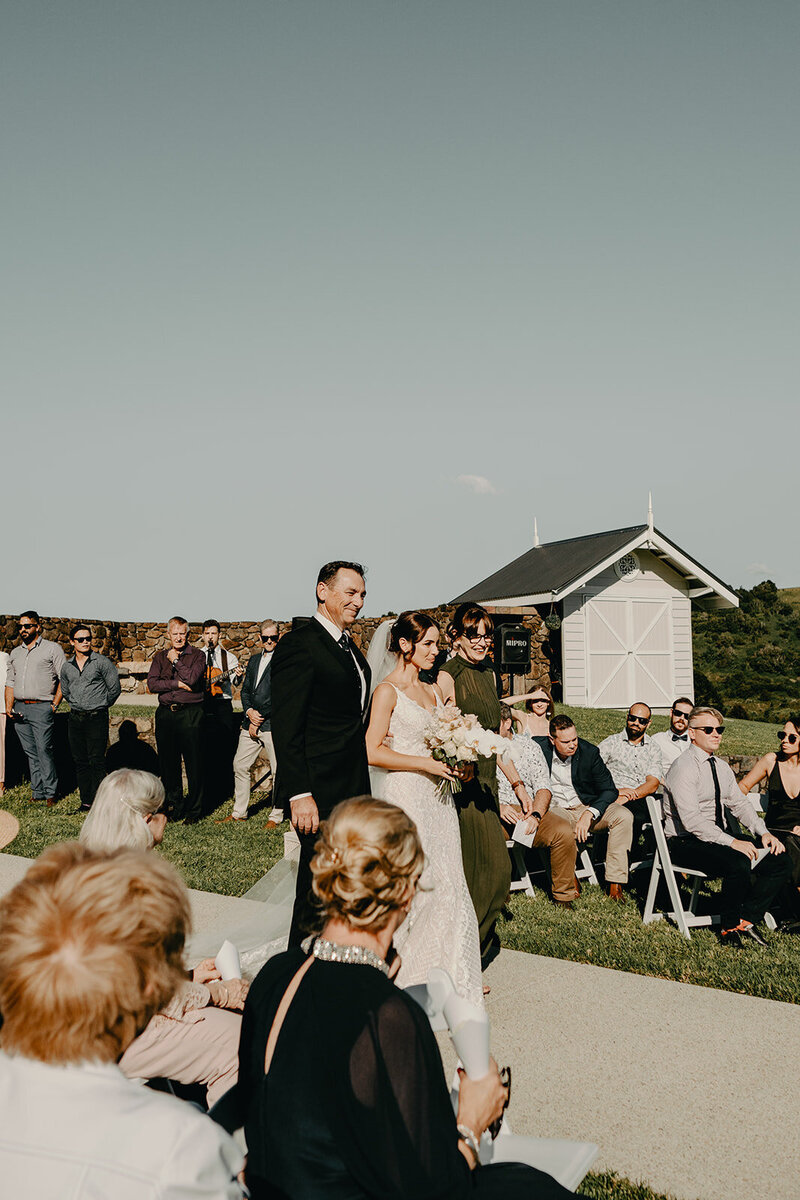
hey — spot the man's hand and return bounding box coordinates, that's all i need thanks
[499,802,522,827]
[291,794,319,836]
[615,788,637,804]
[167,649,180,663]
[177,680,191,691]
[514,784,533,816]
[731,838,759,862]
[246,708,263,726]
[762,832,785,855]
[575,810,593,843]
[248,722,261,739]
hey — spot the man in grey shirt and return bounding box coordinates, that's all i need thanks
[61,624,121,811]
[4,611,66,806]
[664,706,791,946]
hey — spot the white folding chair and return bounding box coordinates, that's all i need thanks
[642,795,717,939]
[507,838,536,897]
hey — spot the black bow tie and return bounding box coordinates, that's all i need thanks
[672,734,688,742]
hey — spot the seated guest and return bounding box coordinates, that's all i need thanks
[738,716,800,923]
[497,705,579,909]
[0,842,244,1198]
[504,686,555,739]
[81,768,247,1104]
[535,716,631,900]
[598,703,663,855]
[664,707,791,947]
[238,795,574,1200]
[651,697,694,776]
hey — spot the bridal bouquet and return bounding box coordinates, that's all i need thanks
[424,703,514,798]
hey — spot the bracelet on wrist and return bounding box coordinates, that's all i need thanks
[511,780,524,792]
[456,1124,480,1167]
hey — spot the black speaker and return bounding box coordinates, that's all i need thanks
[496,624,531,671]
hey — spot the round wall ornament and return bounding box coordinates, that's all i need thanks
[614,553,640,580]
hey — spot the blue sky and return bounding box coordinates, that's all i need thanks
[3,1,797,619]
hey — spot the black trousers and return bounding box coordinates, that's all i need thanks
[155,704,205,820]
[668,835,793,927]
[67,709,109,809]
[288,829,322,948]
[202,697,236,812]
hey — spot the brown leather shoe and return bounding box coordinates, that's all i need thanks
[216,814,247,824]
[554,899,574,910]
[608,883,624,901]
[264,819,279,829]
[573,875,582,896]
[45,798,57,808]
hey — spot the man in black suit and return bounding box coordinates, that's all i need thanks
[535,714,633,900]
[271,561,371,944]
[219,620,280,825]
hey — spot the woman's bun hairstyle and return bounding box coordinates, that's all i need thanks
[388,611,438,661]
[311,796,424,931]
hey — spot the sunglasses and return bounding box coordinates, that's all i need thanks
[672,709,692,719]
[691,725,725,735]
[18,624,36,630]
[778,732,799,745]
[73,636,91,643]
[261,634,279,643]
[627,715,649,725]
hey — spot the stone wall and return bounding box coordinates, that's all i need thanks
[0,606,552,695]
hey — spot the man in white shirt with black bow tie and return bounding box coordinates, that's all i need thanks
[652,697,694,776]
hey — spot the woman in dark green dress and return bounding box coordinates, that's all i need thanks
[438,604,531,968]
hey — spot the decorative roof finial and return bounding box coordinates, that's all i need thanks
[647,491,654,530]
[534,517,540,547]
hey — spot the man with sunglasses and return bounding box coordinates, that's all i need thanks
[652,698,694,774]
[223,621,281,824]
[598,703,664,897]
[4,611,66,807]
[663,706,791,947]
[60,624,121,811]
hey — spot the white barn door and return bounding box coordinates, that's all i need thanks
[584,594,674,708]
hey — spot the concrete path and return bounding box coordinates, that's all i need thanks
[1,850,797,1199]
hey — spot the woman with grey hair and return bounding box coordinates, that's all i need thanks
[81,767,247,1106]
[80,768,167,852]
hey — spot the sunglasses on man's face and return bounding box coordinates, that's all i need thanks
[74,636,91,643]
[672,709,691,719]
[691,725,725,735]
[19,624,36,630]
[261,635,278,643]
[627,715,649,725]
[778,732,799,745]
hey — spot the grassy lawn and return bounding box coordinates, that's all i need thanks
[578,1171,682,1200]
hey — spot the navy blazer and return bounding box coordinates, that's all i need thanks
[240,652,273,731]
[534,735,617,818]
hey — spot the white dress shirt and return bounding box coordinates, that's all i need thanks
[314,611,366,709]
[0,1052,244,1199]
[255,649,273,686]
[549,753,600,819]
[663,744,768,847]
[652,728,691,775]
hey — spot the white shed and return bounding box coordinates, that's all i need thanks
[451,518,738,712]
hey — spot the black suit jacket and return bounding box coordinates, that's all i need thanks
[534,736,617,818]
[240,652,273,731]
[271,619,371,817]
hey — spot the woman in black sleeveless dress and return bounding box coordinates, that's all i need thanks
[739,718,800,911]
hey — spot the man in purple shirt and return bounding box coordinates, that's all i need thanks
[147,616,206,823]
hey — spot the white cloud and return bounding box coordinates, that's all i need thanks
[745,562,768,575]
[457,474,497,495]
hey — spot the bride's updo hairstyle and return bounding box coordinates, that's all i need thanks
[311,796,424,931]
[388,610,438,661]
[448,602,494,642]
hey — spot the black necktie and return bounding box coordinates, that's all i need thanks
[672,734,687,742]
[709,755,725,831]
[338,633,361,689]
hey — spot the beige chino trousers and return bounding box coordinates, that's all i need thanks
[557,802,634,884]
[232,726,277,819]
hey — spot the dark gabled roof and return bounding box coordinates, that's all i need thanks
[452,525,646,604]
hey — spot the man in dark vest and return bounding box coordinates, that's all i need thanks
[271,562,371,945]
[220,620,280,824]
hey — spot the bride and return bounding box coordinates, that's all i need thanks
[365,612,484,1007]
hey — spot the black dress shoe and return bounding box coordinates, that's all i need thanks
[720,923,767,948]
[777,918,800,935]
[183,815,201,826]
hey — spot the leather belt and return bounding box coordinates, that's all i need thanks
[18,699,49,705]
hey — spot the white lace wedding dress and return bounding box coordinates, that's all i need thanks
[383,685,484,1008]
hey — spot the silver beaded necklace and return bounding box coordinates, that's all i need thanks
[303,934,390,976]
